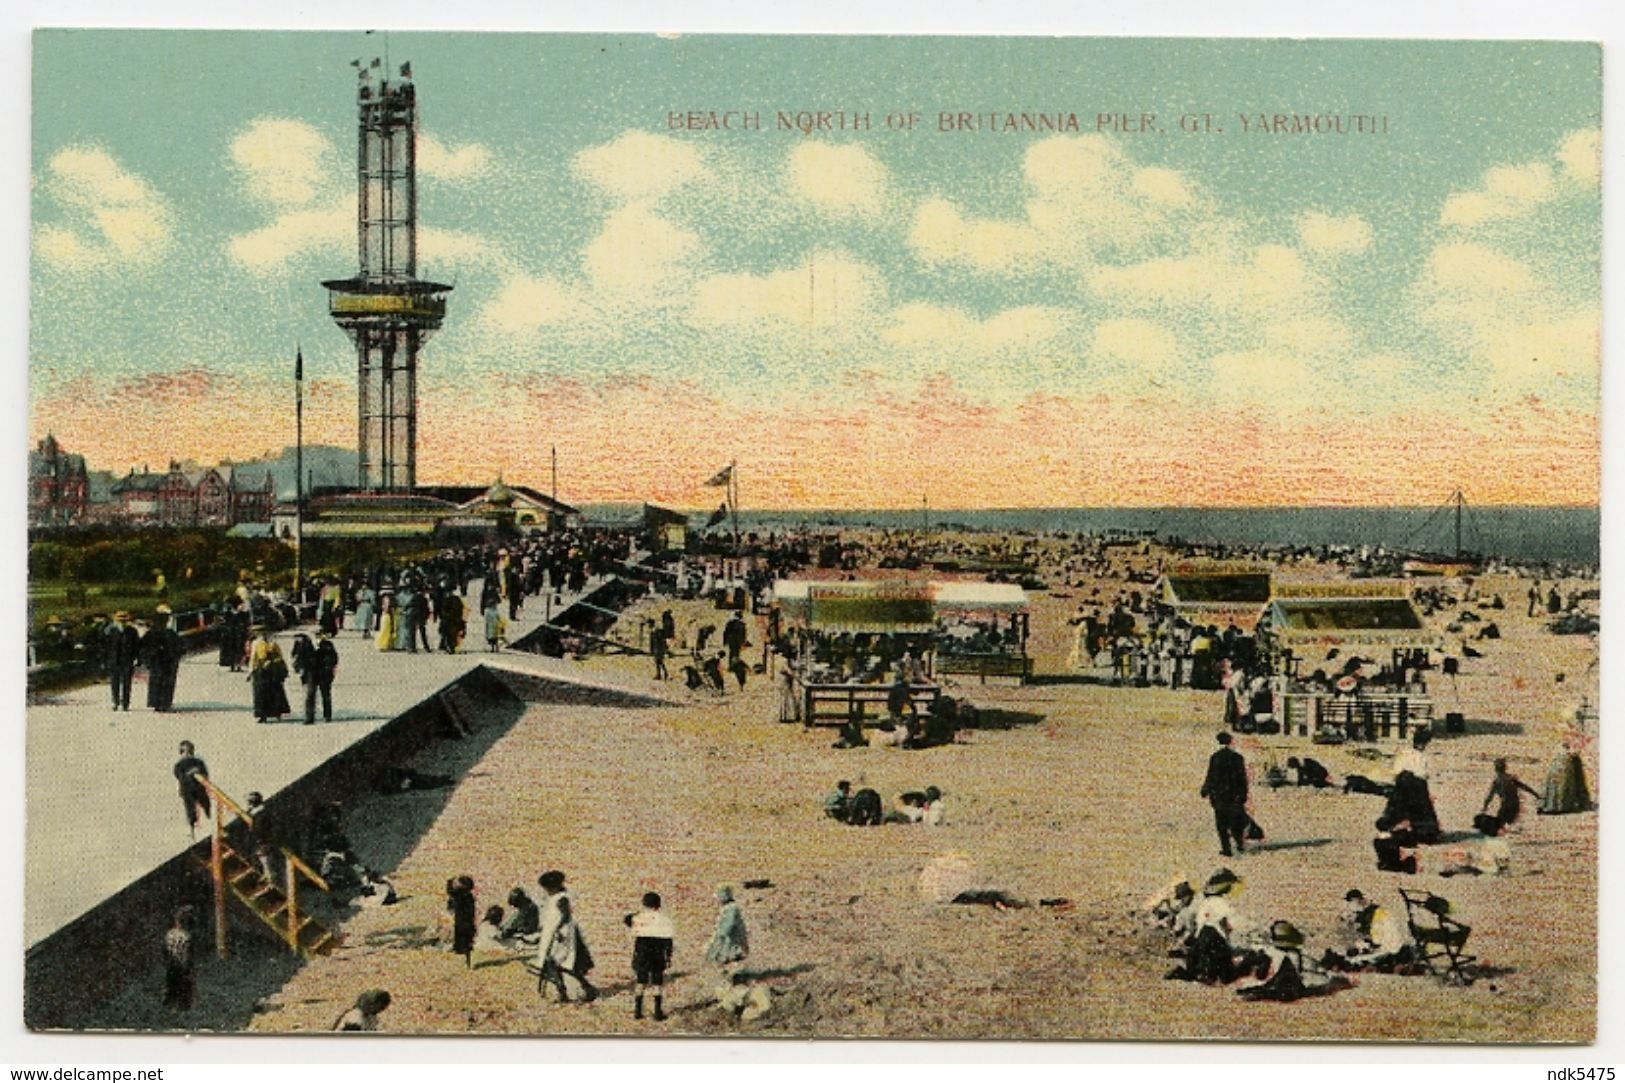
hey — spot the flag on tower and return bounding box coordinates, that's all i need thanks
[704,464,733,487]
[295,347,303,382]
[706,503,729,528]
[400,62,412,78]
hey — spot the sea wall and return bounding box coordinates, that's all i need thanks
[23,665,521,1031]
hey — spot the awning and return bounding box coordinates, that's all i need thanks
[774,579,1028,631]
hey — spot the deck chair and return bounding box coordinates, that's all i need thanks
[1398,888,1476,983]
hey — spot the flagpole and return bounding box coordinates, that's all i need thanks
[729,459,739,552]
[294,347,304,596]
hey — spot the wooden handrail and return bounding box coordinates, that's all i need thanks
[192,773,333,956]
[193,774,251,825]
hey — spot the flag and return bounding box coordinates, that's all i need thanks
[400,62,412,78]
[705,503,728,529]
[294,348,303,382]
[704,464,733,487]
[371,57,381,69]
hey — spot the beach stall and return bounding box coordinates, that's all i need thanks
[1257,583,1440,742]
[932,581,1033,684]
[771,581,935,724]
[1157,565,1272,632]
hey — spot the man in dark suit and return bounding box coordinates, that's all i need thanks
[105,610,141,711]
[1200,732,1251,857]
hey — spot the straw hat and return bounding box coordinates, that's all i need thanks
[1203,868,1241,896]
[113,610,131,622]
[1269,920,1305,949]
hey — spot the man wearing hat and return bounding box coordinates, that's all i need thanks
[104,611,140,711]
[141,605,184,712]
[1200,732,1251,857]
[293,630,340,724]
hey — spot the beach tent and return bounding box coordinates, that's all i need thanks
[1262,597,1437,652]
[1159,571,1272,631]
[773,580,1029,632]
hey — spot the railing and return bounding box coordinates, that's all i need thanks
[193,775,330,959]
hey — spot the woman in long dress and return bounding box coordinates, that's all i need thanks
[248,627,291,723]
[375,594,398,652]
[352,586,376,635]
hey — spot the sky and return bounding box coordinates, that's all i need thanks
[28,31,1602,509]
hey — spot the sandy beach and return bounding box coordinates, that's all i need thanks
[150,547,1601,1042]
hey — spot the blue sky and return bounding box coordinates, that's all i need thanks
[29,32,1602,505]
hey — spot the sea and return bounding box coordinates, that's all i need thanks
[584,505,1600,567]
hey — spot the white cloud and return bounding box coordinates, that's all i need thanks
[479,274,594,335]
[1297,212,1372,255]
[1440,130,1599,229]
[227,201,348,272]
[1089,243,1315,314]
[582,202,700,297]
[419,133,492,182]
[229,118,334,208]
[787,142,888,218]
[1089,318,1180,368]
[907,135,1205,274]
[691,251,882,331]
[1557,128,1600,186]
[35,145,173,270]
[909,197,1043,273]
[884,303,1066,352]
[573,131,707,202]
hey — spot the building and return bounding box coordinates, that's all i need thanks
[27,434,88,527]
[106,461,275,527]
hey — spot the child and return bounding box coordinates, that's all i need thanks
[446,876,477,968]
[625,891,675,1021]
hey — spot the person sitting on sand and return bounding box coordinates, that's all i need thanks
[845,787,883,826]
[921,785,947,827]
[1322,889,1414,972]
[1144,877,1197,930]
[885,791,927,824]
[702,653,727,695]
[334,989,392,1032]
[832,712,869,749]
[871,720,907,749]
[1237,921,1352,1003]
[1164,868,1265,985]
[500,887,541,940]
[1285,756,1334,789]
[476,905,508,953]
[1476,758,1541,836]
[824,780,852,820]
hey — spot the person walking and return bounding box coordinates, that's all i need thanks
[105,610,140,712]
[294,631,340,724]
[650,624,670,680]
[174,741,210,838]
[248,626,291,724]
[723,611,749,668]
[1200,731,1251,857]
[140,606,184,712]
[625,891,675,1021]
[437,587,465,654]
[536,870,598,1003]
[704,884,749,976]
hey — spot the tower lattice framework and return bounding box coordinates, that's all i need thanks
[322,60,451,492]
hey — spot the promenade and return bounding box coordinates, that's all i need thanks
[23,579,616,947]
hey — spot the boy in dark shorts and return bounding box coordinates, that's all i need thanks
[624,891,675,1021]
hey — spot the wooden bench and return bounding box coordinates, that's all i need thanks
[935,652,1032,685]
[796,681,942,726]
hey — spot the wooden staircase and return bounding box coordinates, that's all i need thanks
[192,775,341,960]
[206,844,339,959]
